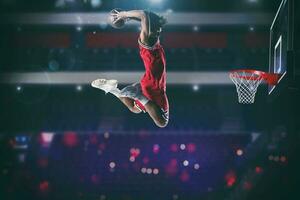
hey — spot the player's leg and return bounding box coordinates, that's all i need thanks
[119,97,142,114]
[144,101,168,128]
[91,79,141,114]
[118,80,168,127]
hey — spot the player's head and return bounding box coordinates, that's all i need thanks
[147,11,167,38]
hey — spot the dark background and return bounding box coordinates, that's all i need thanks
[0,0,300,199]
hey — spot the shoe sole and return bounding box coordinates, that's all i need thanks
[91,79,118,90]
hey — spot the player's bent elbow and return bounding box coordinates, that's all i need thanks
[139,10,147,20]
[139,11,149,28]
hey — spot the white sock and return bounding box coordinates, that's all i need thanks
[136,94,149,106]
[119,84,149,106]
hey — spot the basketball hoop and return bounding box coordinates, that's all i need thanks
[229,69,279,104]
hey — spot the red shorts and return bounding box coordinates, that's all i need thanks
[135,41,169,112]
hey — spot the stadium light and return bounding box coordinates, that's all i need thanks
[14,135,29,149]
[153,144,160,154]
[104,131,110,139]
[76,85,82,91]
[165,8,173,14]
[76,26,82,31]
[100,195,106,200]
[153,168,159,175]
[193,84,199,91]
[149,0,163,4]
[193,25,199,32]
[109,162,116,169]
[91,0,102,8]
[40,132,55,147]
[236,149,243,156]
[183,160,189,166]
[16,85,22,92]
[194,163,200,170]
[146,168,153,174]
[55,0,66,8]
[129,156,135,162]
[141,167,147,173]
[180,144,186,150]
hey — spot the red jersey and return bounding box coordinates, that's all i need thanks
[135,40,169,112]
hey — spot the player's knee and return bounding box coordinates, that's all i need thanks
[131,109,142,114]
[128,106,136,113]
[129,106,142,114]
[155,118,168,128]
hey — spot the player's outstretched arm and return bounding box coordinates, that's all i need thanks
[112,10,150,44]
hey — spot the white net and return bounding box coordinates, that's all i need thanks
[230,71,264,104]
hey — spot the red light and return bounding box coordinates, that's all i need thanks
[89,134,98,145]
[143,157,150,164]
[170,144,178,152]
[180,170,190,182]
[153,144,160,154]
[170,159,178,167]
[39,181,49,192]
[227,177,236,187]
[91,174,99,184]
[243,181,252,190]
[255,166,263,174]
[62,131,78,147]
[165,159,178,176]
[225,171,236,187]
[98,143,106,150]
[187,143,196,153]
[130,148,140,158]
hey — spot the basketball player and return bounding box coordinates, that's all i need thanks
[91,9,169,128]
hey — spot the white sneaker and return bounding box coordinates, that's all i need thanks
[91,79,118,94]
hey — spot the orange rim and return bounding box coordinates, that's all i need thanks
[229,69,280,85]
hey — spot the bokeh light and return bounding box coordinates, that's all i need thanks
[62,131,78,147]
[153,144,160,154]
[194,163,200,170]
[109,162,116,169]
[180,144,186,150]
[183,160,189,166]
[153,168,159,175]
[236,149,243,156]
[225,171,236,187]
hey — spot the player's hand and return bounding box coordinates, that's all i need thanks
[110,9,127,22]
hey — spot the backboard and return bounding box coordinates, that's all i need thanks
[268,0,294,95]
